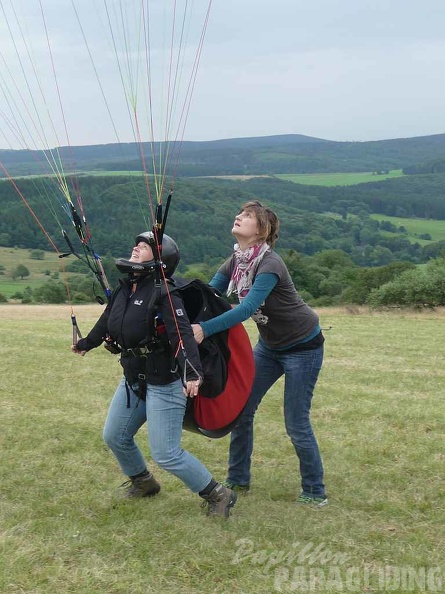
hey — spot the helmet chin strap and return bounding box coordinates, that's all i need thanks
[114,258,161,276]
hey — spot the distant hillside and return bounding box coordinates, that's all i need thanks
[2,133,445,177]
[1,174,445,271]
[403,158,445,175]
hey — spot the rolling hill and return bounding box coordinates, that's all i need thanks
[2,132,445,177]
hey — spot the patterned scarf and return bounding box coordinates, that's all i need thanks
[227,242,270,298]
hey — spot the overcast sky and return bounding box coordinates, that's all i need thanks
[1,0,444,148]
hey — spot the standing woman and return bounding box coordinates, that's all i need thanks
[192,201,327,505]
[71,232,237,518]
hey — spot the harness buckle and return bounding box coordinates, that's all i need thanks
[122,345,152,357]
[104,342,122,354]
[138,373,146,380]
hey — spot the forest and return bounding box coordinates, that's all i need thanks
[2,173,445,261]
[1,170,445,308]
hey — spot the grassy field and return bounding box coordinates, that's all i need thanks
[1,305,444,593]
[275,170,404,187]
[5,171,148,180]
[370,214,445,243]
[0,247,68,298]
[6,170,405,186]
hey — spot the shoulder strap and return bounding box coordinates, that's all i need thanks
[144,278,176,339]
[167,278,230,323]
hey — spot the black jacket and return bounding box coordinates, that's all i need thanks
[76,275,202,386]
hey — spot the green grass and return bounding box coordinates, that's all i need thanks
[370,214,445,243]
[1,305,444,593]
[2,170,151,181]
[276,170,404,186]
[78,170,148,177]
[0,247,67,298]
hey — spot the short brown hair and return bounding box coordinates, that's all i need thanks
[239,200,280,248]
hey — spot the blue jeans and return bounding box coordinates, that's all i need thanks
[103,378,212,493]
[228,341,325,497]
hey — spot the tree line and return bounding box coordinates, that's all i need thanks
[1,173,445,307]
[4,249,444,309]
[1,174,445,263]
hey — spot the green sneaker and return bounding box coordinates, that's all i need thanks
[296,494,328,507]
[222,479,250,495]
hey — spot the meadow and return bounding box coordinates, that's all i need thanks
[7,171,148,180]
[0,247,68,298]
[1,304,444,593]
[275,171,404,186]
[369,215,445,243]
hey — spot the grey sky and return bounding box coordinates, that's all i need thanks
[1,0,444,149]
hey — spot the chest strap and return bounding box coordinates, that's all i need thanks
[120,345,153,358]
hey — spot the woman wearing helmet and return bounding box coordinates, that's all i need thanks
[71,232,237,518]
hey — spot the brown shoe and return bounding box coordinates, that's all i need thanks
[201,483,237,518]
[121,472,161,498]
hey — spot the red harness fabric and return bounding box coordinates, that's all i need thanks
[166,277,255,438]
[193,323,254,431]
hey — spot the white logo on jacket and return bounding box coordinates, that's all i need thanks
[134,300,144,306]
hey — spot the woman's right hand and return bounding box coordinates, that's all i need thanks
[71,344,86,356]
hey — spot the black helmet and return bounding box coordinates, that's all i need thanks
[115,232,180,278]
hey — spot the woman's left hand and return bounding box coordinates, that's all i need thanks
[183,378,202,398]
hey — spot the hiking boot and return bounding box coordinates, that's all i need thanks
[201,483,237,518]
[222,479,250,495]
[296,494,328,508]
[121,472,161,498]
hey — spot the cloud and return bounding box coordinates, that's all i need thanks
[1,0,444,147]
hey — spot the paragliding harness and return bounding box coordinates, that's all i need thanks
[120,313,174,408]
[107,277,231,409]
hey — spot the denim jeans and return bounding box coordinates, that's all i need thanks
[227,341,325,497]
[103,378,212,493]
